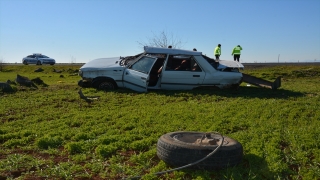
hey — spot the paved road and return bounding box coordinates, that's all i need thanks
[3,62,320,66]
[243,62,320,66]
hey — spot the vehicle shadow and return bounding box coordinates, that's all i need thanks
[145,86,304,99]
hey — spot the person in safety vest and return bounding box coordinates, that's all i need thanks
[214,44,221,60]
[231,45,242,62]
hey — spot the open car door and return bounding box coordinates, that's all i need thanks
[123,56,157,92]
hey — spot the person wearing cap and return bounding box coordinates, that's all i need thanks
[214,44,221,60]
[231,45,242,62]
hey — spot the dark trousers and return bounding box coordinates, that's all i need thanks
[234,55,240,62]
[215,55,220,60]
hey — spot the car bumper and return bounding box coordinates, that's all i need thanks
[78,79,92,88]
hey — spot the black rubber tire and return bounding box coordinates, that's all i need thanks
[36,61,42,65]
[93,79,117,91]
[157,131,243,170]
[23,61,28,65]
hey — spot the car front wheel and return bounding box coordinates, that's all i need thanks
[93,80,117,91]
[23,61,28,65]
[36,61,42,65]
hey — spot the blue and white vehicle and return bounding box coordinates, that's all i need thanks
[78,46,244,92]
[22,53,56,65]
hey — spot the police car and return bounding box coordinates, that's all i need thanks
[22,54,56,65]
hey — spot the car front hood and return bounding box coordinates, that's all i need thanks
[80,57,123,71]
[217,60,244,69]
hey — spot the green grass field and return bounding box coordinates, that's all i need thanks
[0,64,319,179]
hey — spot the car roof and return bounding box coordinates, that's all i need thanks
[144,46,202,56]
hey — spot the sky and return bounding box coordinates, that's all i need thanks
[0,0,319,64]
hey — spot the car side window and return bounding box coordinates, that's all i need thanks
[190,57,202,72]
[130,56,156,74]
[165,55,202,72]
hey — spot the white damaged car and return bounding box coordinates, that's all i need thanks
[78,46,244,92]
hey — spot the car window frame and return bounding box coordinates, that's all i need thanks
[164,55,203,72]
[128,56,158,74]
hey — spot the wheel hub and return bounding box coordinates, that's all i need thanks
[173,132,229,146]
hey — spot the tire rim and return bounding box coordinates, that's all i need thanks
[172,132,229,146]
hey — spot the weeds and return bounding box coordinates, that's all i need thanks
[0,65,320,179]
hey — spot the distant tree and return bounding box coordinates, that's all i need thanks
[137,30,185,49]
[0,58,5,71]
[70,56,76,64]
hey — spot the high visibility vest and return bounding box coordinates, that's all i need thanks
[214,47,221,55]
[232,46,242,55]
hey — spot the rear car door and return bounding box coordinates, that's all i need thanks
[160,56,206,90]
[123,56,157,92]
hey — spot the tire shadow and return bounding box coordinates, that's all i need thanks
[175,153,276,179]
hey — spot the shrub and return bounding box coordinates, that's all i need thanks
[72,132,95,141]
[3,139,24,148]
[36,136,63,149]
[95,145,117,158]
[64,142,84,154]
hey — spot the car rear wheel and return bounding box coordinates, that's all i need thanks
[93,79,117,91]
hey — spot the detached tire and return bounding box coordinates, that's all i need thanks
[157,131,243,170]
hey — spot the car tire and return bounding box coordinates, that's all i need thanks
[23,61,28,65]
[36,61,42,65]
[157,131,243,170]
[93,79,117,91]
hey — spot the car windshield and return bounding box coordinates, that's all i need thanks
[119,53,143,66]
